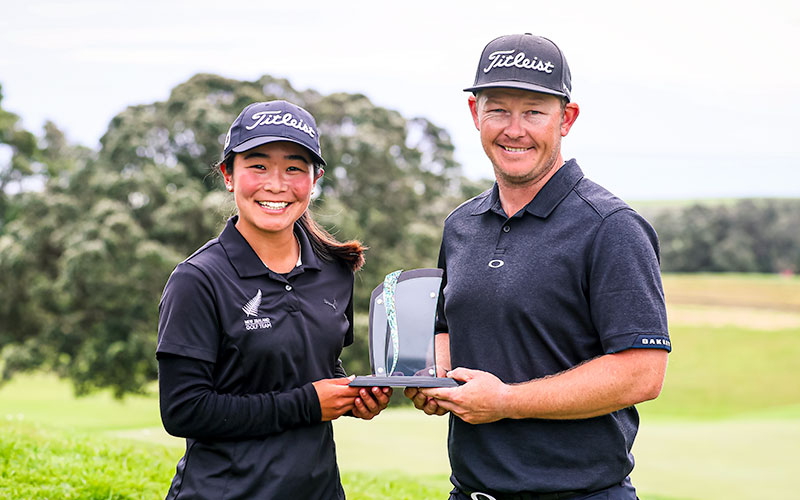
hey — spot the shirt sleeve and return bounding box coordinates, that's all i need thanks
[157,262,220,363]
[588,209,671,353]
[158,354,322,439]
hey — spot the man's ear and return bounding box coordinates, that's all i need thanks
[560,102,580,137]
[314,167,324,183]
[468,95,481,131]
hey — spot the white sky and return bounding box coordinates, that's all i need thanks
[1,0,799,200]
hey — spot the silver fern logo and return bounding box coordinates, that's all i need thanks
[242,290,272,330]
[242,290,262,317]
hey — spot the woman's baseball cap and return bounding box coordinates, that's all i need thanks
[464,33,572,102]
[223,100,326,166]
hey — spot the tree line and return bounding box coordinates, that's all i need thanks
[642,199,800,274]
[1,76,797,397]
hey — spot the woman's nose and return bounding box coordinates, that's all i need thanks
[261,170,287,192]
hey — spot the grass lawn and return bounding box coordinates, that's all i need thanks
[1,273,798,499]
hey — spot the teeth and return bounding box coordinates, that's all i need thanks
[258,201,288,209]
[502,146,530,152]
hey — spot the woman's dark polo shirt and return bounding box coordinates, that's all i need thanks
[435,159,671,494]
[157,216,353,499]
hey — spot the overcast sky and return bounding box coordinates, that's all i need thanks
[2,0,798,200]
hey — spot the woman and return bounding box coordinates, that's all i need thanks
[157,100,391,499]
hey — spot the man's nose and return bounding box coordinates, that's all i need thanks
[503,114,525,139]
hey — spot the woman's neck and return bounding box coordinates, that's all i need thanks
[236,222,299,274]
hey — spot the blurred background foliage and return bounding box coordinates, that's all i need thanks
[1,76,799,397]
[0,75,490,396]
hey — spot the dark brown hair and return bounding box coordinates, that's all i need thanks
[217,152,366,272]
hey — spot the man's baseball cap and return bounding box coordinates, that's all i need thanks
[223,100,326,166]
[464,33,572,101]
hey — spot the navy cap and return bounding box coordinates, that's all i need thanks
[223,100,326,166]
[464,33,572,101]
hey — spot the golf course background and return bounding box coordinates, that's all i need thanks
[2,273,798,499]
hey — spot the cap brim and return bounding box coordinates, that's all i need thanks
[232,136,326,166]
[463,80,570,101]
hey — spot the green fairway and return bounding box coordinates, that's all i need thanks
[1,273,798,499]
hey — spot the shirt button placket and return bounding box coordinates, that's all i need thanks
[491,220,511,269]
[284,283,300,313]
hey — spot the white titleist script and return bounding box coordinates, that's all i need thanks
[484,50,554,74]
[246,111,316,138]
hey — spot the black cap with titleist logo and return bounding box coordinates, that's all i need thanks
[223,100,326,166]
[464,33,572,101]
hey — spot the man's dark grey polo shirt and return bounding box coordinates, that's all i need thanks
[435,159,670,494]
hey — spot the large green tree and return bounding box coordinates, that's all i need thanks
[0,84,40,232]
[0,74,484,396]
[98,74,474,305]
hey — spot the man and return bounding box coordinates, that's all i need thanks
[405,34,671,500]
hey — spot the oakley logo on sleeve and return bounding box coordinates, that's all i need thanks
[634,334,671,351]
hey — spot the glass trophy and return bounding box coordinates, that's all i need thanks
[350,268,459,388]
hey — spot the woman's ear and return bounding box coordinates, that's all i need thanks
[314,167,324,183]
[220,162,234,192]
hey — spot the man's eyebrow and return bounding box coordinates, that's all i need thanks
[484,97,548,106]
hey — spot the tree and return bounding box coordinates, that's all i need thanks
[0,84,40,232]
[0,74,482,396]
[647,199,800,274]
[98,73,475,306]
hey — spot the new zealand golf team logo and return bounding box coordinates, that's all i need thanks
[242,290,272,330]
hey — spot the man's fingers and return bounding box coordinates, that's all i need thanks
[447,367,475,382]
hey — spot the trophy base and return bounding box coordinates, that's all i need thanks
[349,375,460,388]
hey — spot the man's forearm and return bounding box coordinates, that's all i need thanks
[435,333,451,375]
[504,348,668,420]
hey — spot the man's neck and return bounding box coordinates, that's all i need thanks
[497,156,564,217]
